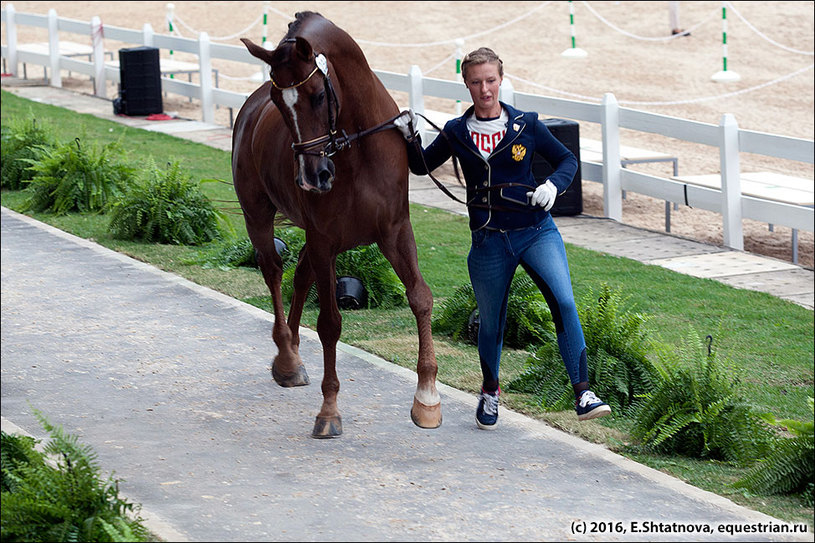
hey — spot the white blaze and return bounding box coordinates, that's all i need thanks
[281,88,307,177]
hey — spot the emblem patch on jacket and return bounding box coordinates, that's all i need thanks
[511,144,527,162]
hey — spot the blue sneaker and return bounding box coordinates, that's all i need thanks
[476,388,499,430]
[576,390,611,421]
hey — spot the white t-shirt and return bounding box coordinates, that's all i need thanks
[466,108,508,159]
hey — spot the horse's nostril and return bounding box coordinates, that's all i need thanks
[318,169,334,189]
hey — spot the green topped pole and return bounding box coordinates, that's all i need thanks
[561,0,587,58]
[711,2,740,81]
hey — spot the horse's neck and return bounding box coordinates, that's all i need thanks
[337,64,393,128]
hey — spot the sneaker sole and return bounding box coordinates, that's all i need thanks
[476,419,498,430]
[578,404,611,421]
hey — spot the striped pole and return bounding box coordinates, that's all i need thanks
[711,2,740,81]
[166,3,175,79]
[561,0,587,58]
[455,39,463,115]
[262,1,270,49]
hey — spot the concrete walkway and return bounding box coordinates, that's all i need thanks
[2,207,811,542]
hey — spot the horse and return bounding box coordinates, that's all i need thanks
[232,11,442,438]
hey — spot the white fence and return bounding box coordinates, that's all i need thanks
[3,5,813,260]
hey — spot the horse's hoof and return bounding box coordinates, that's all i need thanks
[271,363,310,387]
[411,397,442,429]
[312,415,342,438]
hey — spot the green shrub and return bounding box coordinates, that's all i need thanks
[629,330,771,463]
[19,136,135,215]
[432,272,555,348]
[194,228,304,271]
[735,397,814,505]
[108,160,227,245]
[431,282,478,342]
[281,242,406,309]
[1,114,57,190]
[506,283,657,411]
[0,410,151,542]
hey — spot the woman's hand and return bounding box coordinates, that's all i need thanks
[393,110,418,141]
[527,180,558,211]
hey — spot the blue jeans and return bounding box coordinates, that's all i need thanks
[467,215,588,389]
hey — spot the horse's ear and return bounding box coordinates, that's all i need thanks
[241,38,274,63]
[293,37,314,62]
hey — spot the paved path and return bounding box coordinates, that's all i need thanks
[2,207,810,542]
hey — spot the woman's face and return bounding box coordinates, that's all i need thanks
[465,61,503,117]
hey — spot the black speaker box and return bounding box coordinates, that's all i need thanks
[117,46,162,116]
[532,118,582,216]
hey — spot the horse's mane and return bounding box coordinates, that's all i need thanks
[283,11,324,42]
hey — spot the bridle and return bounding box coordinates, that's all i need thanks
[270,41,398,159]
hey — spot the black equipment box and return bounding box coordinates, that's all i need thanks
[532,118,583,216]
[113,46,162,116]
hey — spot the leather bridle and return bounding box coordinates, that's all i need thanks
[270,43,397,159]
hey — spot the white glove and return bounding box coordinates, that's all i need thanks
[527,180,558,211]
[393,109,418,140]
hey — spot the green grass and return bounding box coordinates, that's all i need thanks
[2,89,813,526]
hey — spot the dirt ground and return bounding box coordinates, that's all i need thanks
[3,1,813,267]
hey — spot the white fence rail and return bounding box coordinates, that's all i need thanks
[3,5,813,259]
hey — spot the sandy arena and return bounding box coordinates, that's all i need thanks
[2,1,813,267]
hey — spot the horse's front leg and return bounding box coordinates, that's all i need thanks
[251,227,309,388]
[379,221,442,429]
[309,248,343,438]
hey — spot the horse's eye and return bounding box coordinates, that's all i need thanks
[311,91,326,107]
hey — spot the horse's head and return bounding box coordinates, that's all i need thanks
[242,36,340,194]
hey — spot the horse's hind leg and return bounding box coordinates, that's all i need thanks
[379,222,442,429]
[247,221,309,387]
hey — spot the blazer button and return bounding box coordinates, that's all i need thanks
[482,181,488,187]
[481,197,487,203]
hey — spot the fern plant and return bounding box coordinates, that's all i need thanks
[1,113,57,190]
[629,330,771,463]
[0,409,151,542]
[19,136,135,215]
[506,283,657,411]
[108,159,228,245]
[432,271,555,348]
[280,242,406,309]
[735,397,814,505]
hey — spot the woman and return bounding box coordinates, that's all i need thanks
[394,47,610,429]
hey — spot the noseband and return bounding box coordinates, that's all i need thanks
[270,41,399,159]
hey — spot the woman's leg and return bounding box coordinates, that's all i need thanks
[516,217,587,387]
[467,229,518,392]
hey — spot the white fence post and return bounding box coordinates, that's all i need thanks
[143,22,154,47]
[719,113,744,250]
[601,92,622,221]
[198,31,214,123]
[5,4,18,76]
[500,78,515,107]
[47,9,61,87]
[91,16,106,97]
[408,65,426,139]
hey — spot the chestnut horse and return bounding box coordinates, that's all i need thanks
[233,12,442,437]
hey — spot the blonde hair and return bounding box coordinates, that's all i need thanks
[461,47,503,81]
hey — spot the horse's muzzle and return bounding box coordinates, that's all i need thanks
[296,157,335,193]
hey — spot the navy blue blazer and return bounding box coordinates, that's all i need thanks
[406,102,578,231]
